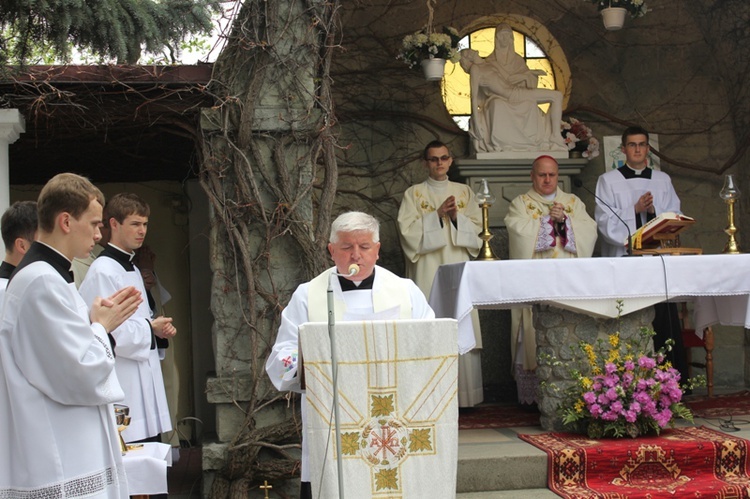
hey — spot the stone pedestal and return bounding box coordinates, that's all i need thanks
[533,303,655,431]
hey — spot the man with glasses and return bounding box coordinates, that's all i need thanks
[397,140,484,407]
[595,126,680,257]
[594,126,688,383]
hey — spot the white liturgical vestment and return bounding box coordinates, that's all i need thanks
[0,242,127,498]
[398,177,484,406]
[265,266,435,482]
[505,188,597,403]
[79,243,172,442]
[595,166,680,257]
[300,319,459,498]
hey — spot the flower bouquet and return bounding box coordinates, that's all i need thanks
[561,117,600,160]
[553,322,704,439]
[397,26,461,70]
[585,0,649,18]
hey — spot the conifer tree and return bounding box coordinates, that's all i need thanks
[0,0,222,65]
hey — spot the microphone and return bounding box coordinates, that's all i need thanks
[573,178,635,257]
[345,264,359,277]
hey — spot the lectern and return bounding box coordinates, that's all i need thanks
[299,319,459,498]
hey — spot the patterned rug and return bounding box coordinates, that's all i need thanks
[519,426,750,498]
[458,404,540,430]
[685,390,750,419]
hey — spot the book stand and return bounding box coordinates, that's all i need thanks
[632,219,702,255]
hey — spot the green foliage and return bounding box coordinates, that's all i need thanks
[0,0,223,66]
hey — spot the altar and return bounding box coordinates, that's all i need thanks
[429,254,750,429]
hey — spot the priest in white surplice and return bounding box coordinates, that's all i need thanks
[266,211,434,499]
[0,173,141,499]
[398,140,484,407]
[80,193,175,444]
[505,155,597,407]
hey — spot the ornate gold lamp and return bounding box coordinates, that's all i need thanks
[720,174,741,254]
[474,178,499,261]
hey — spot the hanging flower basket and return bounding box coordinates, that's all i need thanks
[585,0,649,30]
[397,26,460,81]
[601,7,627,30]
[421,58,446,81]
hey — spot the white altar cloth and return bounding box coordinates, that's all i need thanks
[122,442,173,495]
[429,254,750,345]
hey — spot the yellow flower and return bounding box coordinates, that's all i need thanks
[581,377,593,389]
[574,399,585,414]
[583,343,597,368]
[609,333,620,348]
[607,349,620,364]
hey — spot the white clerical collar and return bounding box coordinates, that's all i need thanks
[107,242,136,261]
[426,177,449,189]
[626,164,646,175]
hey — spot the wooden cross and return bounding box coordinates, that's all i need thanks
[260,480,272,498]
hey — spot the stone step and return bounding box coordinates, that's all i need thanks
[457,489,558,498]
[456,427,548,493]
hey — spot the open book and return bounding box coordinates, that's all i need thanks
[629,212,695,250]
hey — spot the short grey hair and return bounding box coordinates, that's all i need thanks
[329,211,380,243]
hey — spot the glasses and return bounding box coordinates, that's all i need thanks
[427,155,451,164]
[625,142,649,149]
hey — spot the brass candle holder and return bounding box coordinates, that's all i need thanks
[474,178,499,261]
[720,174,741,254]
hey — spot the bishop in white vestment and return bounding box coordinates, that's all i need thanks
[266,212,434,497]
[398,141,484,407]
[505,156,597,405]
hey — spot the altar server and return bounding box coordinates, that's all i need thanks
[505,155,598,407]
[594,126,688,382]
[0,200,37,296]
[397,140,484,407]
[266,211,434,499]
[80,193,176,443]
[595,126,681,257]
[0,173,141,498]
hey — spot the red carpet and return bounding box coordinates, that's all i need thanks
[519,426,750,498]
[458,404,540,430]
[685,390,750,418]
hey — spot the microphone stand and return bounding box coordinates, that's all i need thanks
[327,273,345,499]
[574,178,635,256]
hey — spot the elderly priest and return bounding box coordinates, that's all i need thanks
[266,211,435,499]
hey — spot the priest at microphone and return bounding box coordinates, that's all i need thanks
[265,211,434,499]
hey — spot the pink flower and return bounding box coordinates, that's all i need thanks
[624,360,635,371]
[638,356,656,369]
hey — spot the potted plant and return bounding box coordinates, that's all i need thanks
[586,0,649,30]
[397,26,461,81]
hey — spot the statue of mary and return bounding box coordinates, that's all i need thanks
[460,24,567,157]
